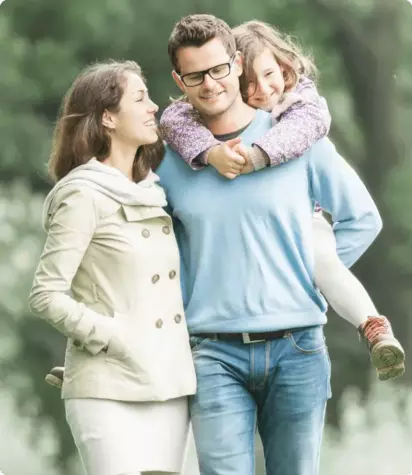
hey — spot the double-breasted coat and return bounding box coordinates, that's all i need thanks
[29,182,197,402]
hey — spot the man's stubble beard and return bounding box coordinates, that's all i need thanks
[196,87,243,124]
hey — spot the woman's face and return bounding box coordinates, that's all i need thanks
[108,72,159,147]
[246,48,286,112]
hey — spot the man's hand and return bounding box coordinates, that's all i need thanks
[207,138,246,179]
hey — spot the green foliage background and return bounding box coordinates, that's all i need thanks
[0,0,411,473]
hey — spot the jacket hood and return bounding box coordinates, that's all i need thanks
[43,158,167,229]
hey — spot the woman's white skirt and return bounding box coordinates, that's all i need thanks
[65,396,190,475]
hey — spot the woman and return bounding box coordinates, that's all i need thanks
[28,60,196,475]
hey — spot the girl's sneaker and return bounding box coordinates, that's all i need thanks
[358,316,405,381]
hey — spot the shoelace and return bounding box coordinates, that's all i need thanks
[363,317,392,343]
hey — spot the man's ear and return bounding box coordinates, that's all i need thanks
[234,51,244,78]
[102,109,116,130]
[172,70,186,93]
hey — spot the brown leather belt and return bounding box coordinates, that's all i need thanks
[193,327,309,344]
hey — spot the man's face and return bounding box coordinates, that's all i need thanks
[172,37,243,119]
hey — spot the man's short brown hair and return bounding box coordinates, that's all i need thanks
[168,14,236,73]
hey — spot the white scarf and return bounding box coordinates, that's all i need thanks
[43,158,167,229]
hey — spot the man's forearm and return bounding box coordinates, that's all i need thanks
[333,211,382,268]
[309,137,382,268]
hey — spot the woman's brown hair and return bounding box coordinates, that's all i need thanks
[232,21,317,100]
[48,60,164,183]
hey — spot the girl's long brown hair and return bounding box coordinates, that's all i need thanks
[48,60,164,183]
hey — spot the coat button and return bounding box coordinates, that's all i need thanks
[152,274,160,284]
[174,314,182,324]
[156,319,163,328]
[142,229,150,238]
[162,225,170,235]
[169,270,176,279]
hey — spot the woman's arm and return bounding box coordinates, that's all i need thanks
[28,187,117,355]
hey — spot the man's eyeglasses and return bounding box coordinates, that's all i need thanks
[179,54,236,87]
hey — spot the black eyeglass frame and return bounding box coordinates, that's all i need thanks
[178,54,237,87]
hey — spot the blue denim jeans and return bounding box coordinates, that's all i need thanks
[188,325,332,475]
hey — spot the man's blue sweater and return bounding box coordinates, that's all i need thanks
[157,110,382,334]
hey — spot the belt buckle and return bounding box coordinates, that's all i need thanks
[242,332,265,344]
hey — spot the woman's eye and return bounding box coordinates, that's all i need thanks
[265,71,274,77]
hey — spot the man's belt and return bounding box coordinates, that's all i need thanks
[192,327,310,345]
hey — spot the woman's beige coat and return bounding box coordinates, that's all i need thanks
[29,164,196,402]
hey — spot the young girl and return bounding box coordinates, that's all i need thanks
[160,20,405,381]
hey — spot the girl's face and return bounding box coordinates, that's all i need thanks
[246,48,286,111]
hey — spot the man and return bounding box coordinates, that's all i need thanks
[156,14,382,475]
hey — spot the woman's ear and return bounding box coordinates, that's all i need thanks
[102,109,116,130]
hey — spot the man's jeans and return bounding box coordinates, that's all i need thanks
[188,325,332,475]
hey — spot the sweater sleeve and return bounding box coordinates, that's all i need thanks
[308,138,382,268]
[254,77,331,167]
[28,187,117,355]
[160,100,220,170]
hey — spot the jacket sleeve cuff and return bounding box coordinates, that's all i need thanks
[250,145,270,171]
[72,310,116,356]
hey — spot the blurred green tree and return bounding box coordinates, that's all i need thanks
[1,0,411,472]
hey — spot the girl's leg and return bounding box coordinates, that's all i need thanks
[312,212,377,327]
[312,213,405,380]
